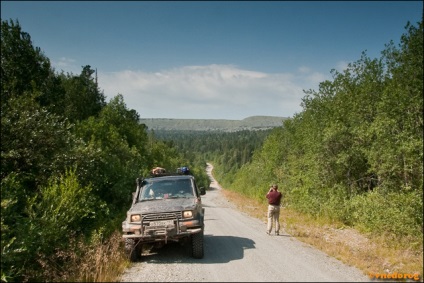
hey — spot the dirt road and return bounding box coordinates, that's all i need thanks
[120,163,369,282]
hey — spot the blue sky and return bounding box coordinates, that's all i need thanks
[1,1,422,120]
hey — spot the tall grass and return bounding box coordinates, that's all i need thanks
[33,231,129,282]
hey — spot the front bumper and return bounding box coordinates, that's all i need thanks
[123,227,202,239]
[122,219,203,242]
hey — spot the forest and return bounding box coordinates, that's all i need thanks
[1,17,423,282]
[152,129,273,173]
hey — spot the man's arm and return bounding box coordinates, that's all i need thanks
[266,187,274,198]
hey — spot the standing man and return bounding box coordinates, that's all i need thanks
[266,184,282,235]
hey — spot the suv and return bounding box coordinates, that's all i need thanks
[122,173,206,261]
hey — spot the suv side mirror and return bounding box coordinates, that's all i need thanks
[199,187,206,195]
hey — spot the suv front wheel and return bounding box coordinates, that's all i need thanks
[125,238,142,262]
[191,231,204,259]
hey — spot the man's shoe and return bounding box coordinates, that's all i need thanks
[275,231,279,236]
[266,231,270,235]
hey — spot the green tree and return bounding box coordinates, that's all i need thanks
[1,95,75,189]
[368,20,423,193]
[1,19,65,115]
[74,95,150,211]
[60,66,106,122]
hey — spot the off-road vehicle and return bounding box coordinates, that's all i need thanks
[122,172,206,261]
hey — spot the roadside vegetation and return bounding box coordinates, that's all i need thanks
[1,16,422,282]
[220,186,423,278]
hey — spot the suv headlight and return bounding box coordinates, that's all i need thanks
[183,210,193,218]
[130,214,141,222]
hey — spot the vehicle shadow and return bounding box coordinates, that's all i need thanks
[141,234,255,264]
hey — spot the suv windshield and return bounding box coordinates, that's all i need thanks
[138,178,195,201]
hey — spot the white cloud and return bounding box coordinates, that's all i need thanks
[297,66,311,74]
[97,64,326,120]
[51,57,80,74]
[335,61,350,72]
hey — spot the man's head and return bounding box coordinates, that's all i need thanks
[272,184,278,190]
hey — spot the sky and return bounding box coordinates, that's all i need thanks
[1,1,422,120]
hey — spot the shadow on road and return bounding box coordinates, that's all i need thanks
[141,234,255,264]
[206,186,219,191]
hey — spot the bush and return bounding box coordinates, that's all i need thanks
[350,188,423,237]
[18,168,108,281]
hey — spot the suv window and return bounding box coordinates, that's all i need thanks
[138,178,195,201]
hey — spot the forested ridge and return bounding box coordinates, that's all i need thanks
[140,115,286,131]
[1,16,422,282]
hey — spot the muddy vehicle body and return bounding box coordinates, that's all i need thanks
[122,173,206,261]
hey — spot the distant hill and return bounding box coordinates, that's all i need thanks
[139,116,287,131]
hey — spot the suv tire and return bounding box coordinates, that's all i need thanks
[125,238,142,262]
[191,231,204,259]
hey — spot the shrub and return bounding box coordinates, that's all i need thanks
[350,188,423,237]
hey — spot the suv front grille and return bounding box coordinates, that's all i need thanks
[142,211,182,221]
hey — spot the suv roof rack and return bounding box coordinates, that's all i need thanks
[147,166,192,178]
[149,172,190,178]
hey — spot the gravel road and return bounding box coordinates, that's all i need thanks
[120,163,370,282]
